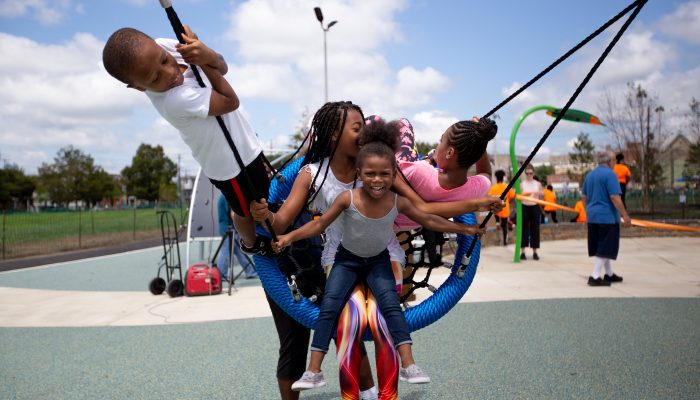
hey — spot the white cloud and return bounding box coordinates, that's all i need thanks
[497,19,694,146]
[0,0,72,25]
[0,32,157,173]
[223,0,447,119]
[410,110,458,144]
[657,0,700,46]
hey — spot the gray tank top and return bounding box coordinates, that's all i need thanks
[340,190,398,258]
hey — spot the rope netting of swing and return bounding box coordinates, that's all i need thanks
[253,157,481,333]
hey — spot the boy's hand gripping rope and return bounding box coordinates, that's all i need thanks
[158,0,277,241]
[457,0,647,275]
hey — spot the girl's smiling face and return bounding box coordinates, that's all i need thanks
[358,154,395,199]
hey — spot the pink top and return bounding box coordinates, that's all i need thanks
[394,160,491,231]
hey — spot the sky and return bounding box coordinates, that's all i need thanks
[0,0,698,177]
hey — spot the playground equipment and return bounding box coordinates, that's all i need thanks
[149,210,184,297]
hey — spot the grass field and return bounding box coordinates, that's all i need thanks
[1,208,186,260]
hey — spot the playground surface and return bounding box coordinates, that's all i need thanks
[1,236,699,399]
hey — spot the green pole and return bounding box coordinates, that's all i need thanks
[509,105,556,263]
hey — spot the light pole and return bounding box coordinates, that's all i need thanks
[510,105,603,263]
[314,7,337,103]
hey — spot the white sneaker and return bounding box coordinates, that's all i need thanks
[399,364,431,384]
[291,370,326,391]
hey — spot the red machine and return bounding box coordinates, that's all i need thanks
[185,264,222,296]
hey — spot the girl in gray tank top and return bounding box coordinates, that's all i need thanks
[273,120,485,392]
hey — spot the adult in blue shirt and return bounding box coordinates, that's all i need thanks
[581,151,631,286]
[217,194,258,279]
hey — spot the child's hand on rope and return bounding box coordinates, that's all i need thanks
[176,24,216,67]
[272,235,290,253]
[462,224,486,237]
[251,199,270,223]
[477,196,505,213]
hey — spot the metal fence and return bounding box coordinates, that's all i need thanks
[1,207,187,260]
[555,188,700,221]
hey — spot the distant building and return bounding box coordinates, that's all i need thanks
[660,134,691,188]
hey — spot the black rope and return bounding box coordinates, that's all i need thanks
[161,4,277,240]
[462,0,647,261]
[482,0,643,120]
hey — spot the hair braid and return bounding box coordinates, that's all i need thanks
[447,117,498,169]
[302,101,364,206]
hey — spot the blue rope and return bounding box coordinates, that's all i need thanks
[255,158,481,334]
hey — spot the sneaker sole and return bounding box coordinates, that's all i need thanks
[399,376,431,384]
[291,381,326,391]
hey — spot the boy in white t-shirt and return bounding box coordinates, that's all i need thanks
[103,26,271,254]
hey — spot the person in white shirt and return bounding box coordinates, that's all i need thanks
[103,26,271,255]
[519,164,543,260]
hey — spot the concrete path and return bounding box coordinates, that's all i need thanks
[1,236,698,400]
[1,236,697,328]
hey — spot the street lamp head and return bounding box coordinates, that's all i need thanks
[314,7,323,23]
[328,20,338,29]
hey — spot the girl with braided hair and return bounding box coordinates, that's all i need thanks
[390,117,499,233]
[254,101,386,400]
[272,119,485,391]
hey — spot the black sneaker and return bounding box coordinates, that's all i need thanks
[587,276,611,286]
[533,253,540,261]
[520,253,527,260]
[239,235,274,257]
[603,273,623,283]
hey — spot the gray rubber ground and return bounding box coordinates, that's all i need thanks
[1,297,698,399]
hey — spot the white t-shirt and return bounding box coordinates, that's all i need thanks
[520,178,542,206]
[307,158,405,267]
[145,38,262,181]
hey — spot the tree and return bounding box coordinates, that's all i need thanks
[687,97,700,141]
[567,132,595,185]
[600,82,665,211]
[534,164,555,183]
[415,141,437,158]
[0,163,36,210]
[37,146,115,207]
[682,99,700,181]
[121,144,177,202]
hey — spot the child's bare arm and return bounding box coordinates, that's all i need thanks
[178,25,239,115]
[397,196,486,236]
[392,176,503,216]
[273,192,350,251]
[251,168,314,235]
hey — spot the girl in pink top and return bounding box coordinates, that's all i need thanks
[384,118,498,231]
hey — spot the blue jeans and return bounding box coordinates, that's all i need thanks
[217,232,257,279]
[310,245,412,353]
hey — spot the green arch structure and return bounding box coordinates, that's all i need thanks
[509,105,603,263]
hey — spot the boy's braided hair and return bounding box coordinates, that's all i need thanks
[102,27,152,85]
[302,101,364,206]
[447,118,498,169]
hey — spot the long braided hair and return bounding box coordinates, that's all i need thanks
[300,101,364,207]
[446,118,498,169]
